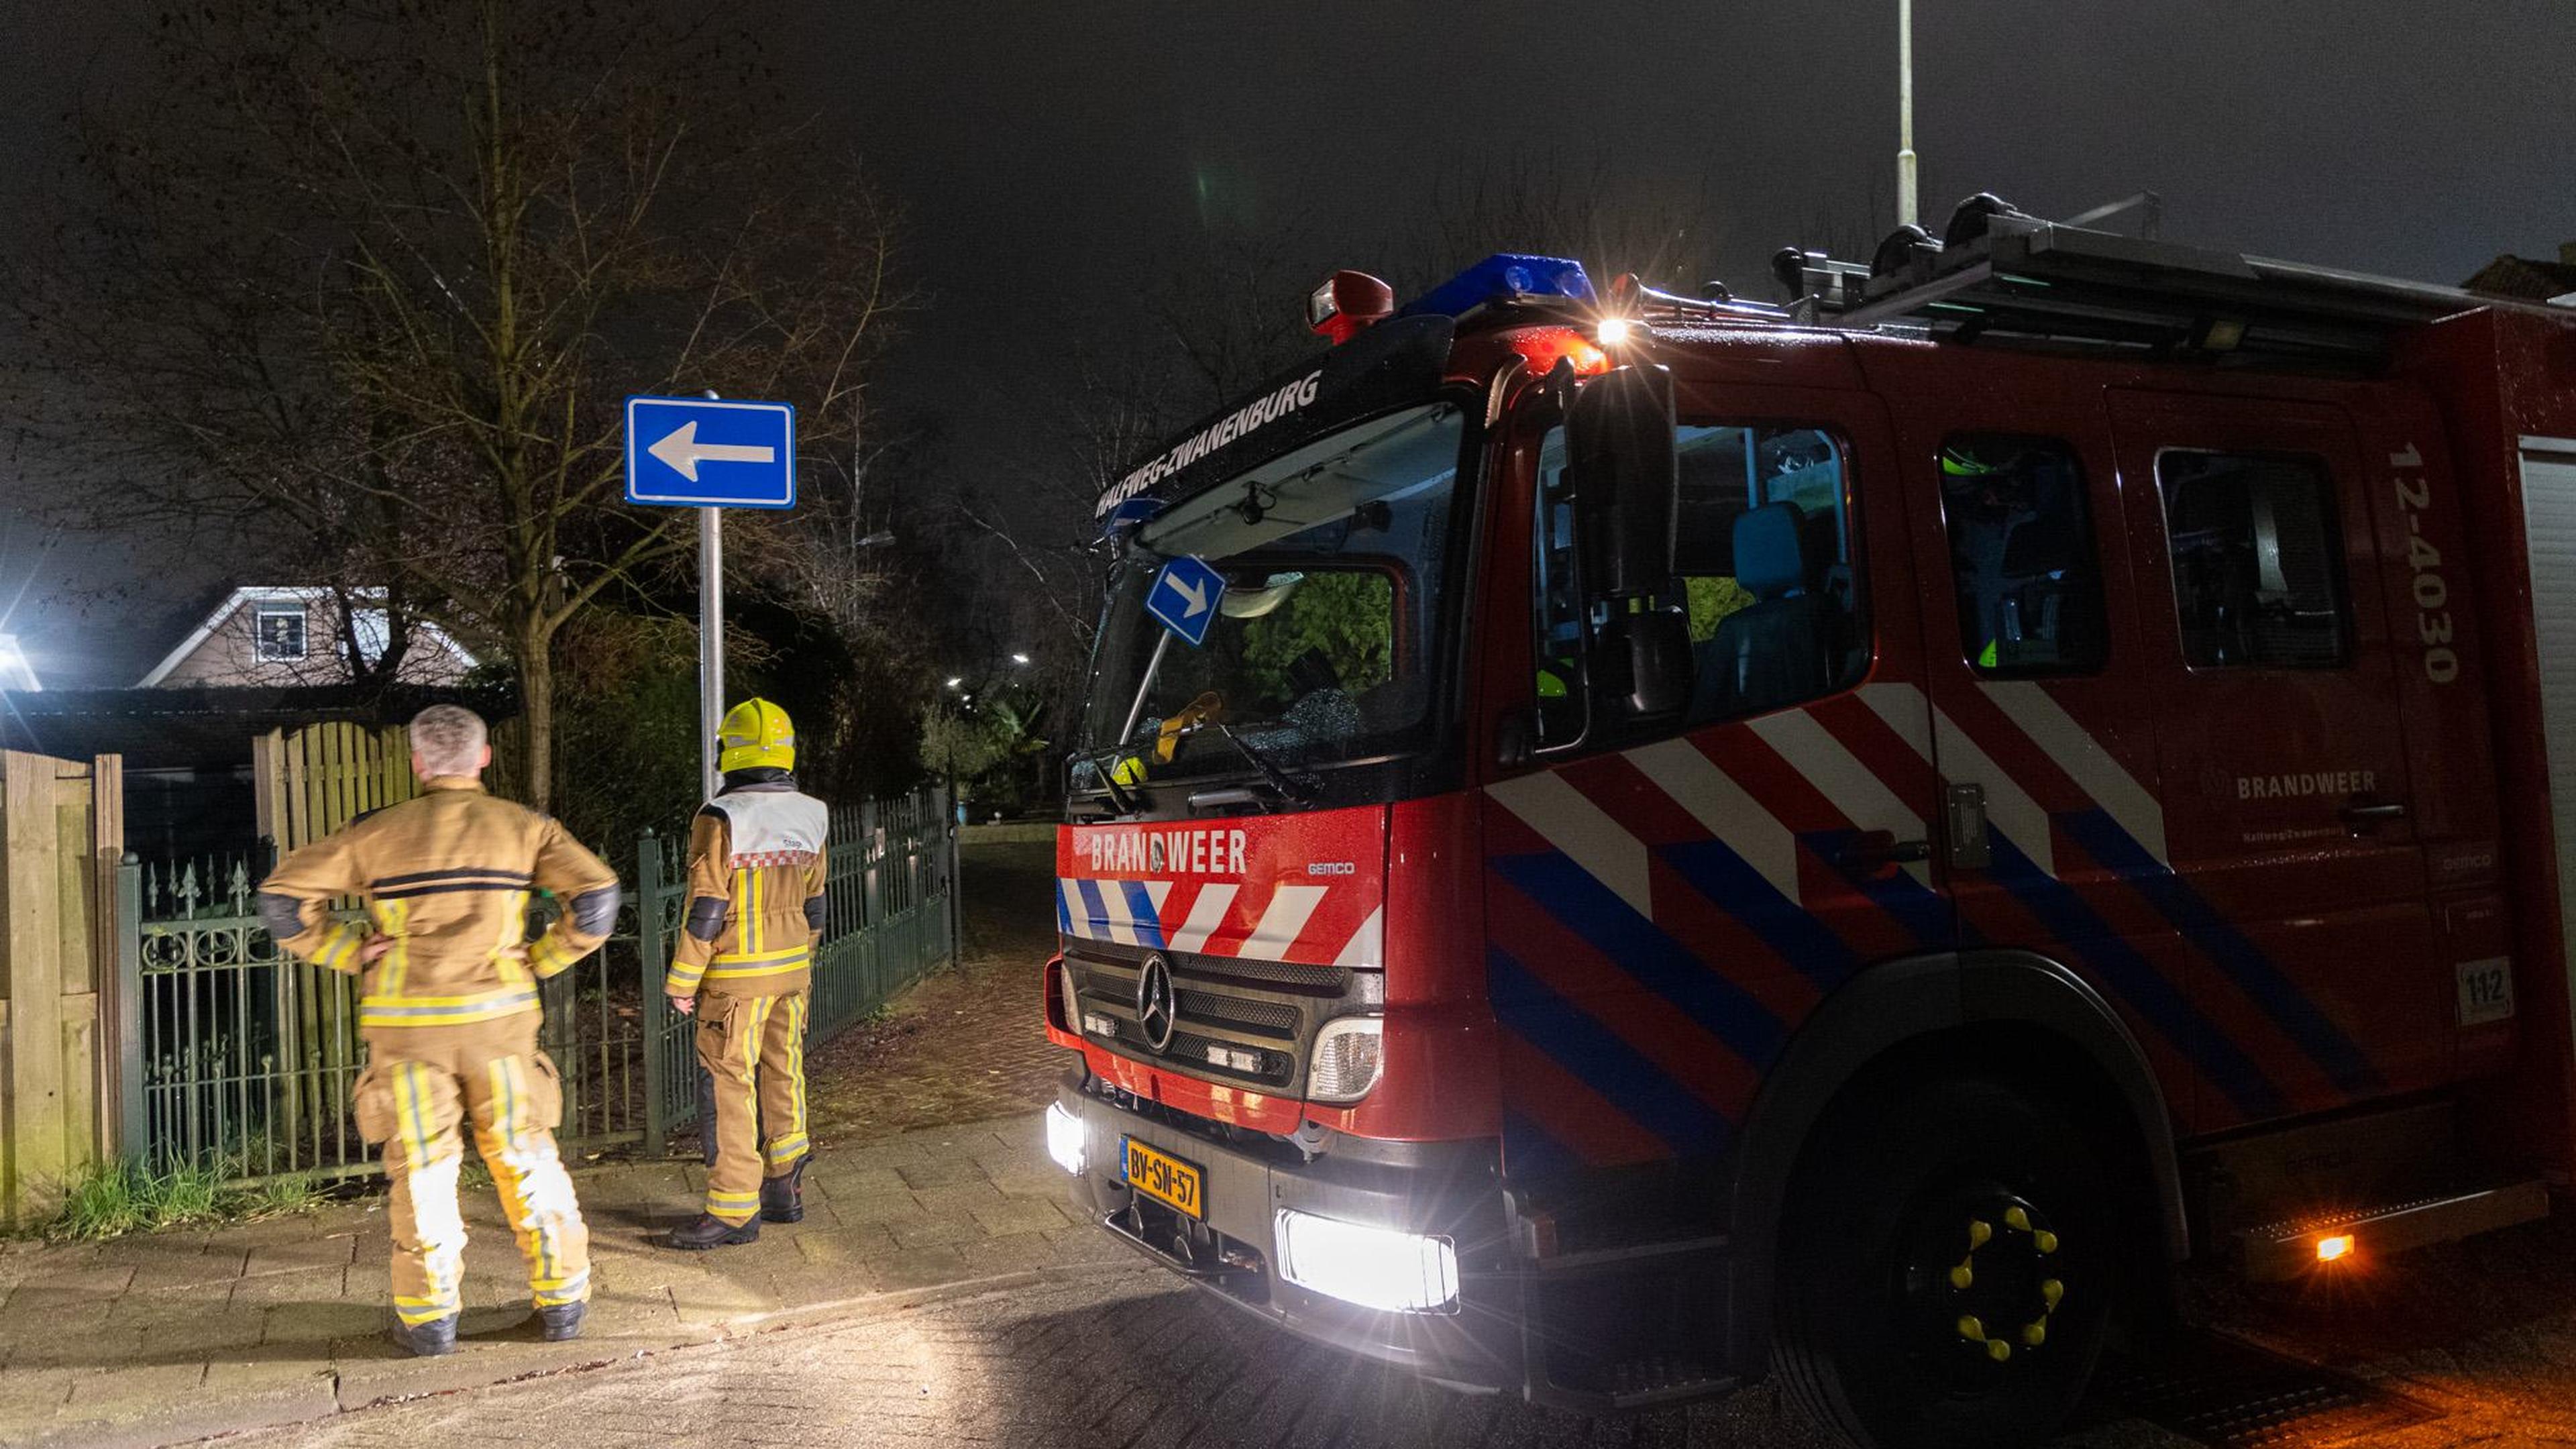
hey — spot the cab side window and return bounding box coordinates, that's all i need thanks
[1674,425,1865,723]
[1937,435,2108,675]
[1532,435,1586,746]
[2157,450,2350,668]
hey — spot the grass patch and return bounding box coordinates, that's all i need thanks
[30,1157,325,1242]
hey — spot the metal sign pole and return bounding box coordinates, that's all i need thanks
[1897,0,1918,229]
[699,503,724,800]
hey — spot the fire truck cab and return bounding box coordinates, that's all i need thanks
[1040,195,2576,1448]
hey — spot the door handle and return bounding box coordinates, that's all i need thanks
[1837,830,1933,868]
[2340,800,2408,827]
[1947,784,1993,870]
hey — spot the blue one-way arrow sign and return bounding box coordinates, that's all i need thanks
[625,396,798,508]
[1146,556,1227,647]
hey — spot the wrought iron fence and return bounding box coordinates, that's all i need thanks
[125,784,956,1181]
[123,851,650,1181]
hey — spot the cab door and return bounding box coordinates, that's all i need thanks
[1479,377,1950,1179]
[2107,390,2440,1123]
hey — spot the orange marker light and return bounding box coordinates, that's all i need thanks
[2316,1234,2354,1263]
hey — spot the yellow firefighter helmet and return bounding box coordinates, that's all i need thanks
[717,698,796,774]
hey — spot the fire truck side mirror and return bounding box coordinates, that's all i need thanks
[1567,364,1687,724]
[1566,364,1679,601]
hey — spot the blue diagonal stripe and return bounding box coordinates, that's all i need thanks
[1804,828,1955,951]
[1489,853,1786,1071]
[1055,883,1073,937]
[1073,878,1111,942]
[1500,1110,1585,1179]
[1657,839,1861,991]
[2059,808,2386,1099]
[1489,947,1733,1156]
[1984,828,2286,1120]
[1118,881,1167,951]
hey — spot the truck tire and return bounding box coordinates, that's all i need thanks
[1772,1075,2113,1449]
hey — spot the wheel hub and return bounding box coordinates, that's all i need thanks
[1905,1188,2065,1380]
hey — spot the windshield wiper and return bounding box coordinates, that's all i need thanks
[1211,722,1313,803]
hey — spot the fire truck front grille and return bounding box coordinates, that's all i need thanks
[1072,939,1349,994]
[1176,990,1299,1038]
[1065,945,1371,1095]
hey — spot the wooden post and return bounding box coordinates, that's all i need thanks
[3,752,72,1225]
[88,755,124,1161]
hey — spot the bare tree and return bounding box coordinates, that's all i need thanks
[7,0,908,807]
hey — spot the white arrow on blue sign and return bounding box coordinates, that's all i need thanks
[1146,556,1227,647]
[625,396,798,508]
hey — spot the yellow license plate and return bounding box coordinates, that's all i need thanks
[1122,1136,1204,1219]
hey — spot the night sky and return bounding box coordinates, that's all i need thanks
[5,0,2573,685]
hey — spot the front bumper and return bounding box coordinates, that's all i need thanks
[1053,1072,1523,1393]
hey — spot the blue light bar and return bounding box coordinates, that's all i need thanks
[1097,494,1165,540]
[1403,254,1596,319]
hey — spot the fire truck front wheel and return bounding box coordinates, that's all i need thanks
[1772,1074,2112,1449]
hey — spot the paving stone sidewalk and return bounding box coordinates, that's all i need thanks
[0,841,1086,1449]
[0,1109,1124,1449]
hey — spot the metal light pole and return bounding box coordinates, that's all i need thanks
[1897,0,1919,229]
[698,390,725,801]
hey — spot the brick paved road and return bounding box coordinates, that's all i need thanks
[215,1228,2576,1449]
[798,842,1069,1144]
[233,1265,1854,1449]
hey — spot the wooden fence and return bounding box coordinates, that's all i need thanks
[0,751,125,1228]
[252,722,418,853]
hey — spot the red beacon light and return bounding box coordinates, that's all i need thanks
[1307,270,1396,344]
[1503,326,1611,379]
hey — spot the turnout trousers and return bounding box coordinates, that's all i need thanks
[695,989,810,1224]
[354,1018,592,1327]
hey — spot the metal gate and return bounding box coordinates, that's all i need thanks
[121,851,649,1180]
[125,785,956,1181]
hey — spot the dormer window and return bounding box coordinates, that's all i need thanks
[255,604,309,661]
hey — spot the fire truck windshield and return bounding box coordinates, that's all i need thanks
[1075,403,1465,807]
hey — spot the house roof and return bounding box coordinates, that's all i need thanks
[1,684,513,769]
[136,586,478,687]
[2463,252,2576,305]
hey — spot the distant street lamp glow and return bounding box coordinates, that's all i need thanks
[0,635,39,693]
[1010,652,1031,665]
[945,676,963,689]
[857,530,896,549]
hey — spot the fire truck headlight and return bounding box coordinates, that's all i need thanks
[1305,1017,1384,1103]
[1045,1102,1087,1177]
[1597,316,1633,347]
[1275,1209,1459,1314]
[1055,961,1081,1034]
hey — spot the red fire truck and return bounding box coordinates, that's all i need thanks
[1037,193,2576,1447]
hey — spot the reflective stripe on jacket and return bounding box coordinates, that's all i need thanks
[256,778,623,1030]
[668,782,829,999]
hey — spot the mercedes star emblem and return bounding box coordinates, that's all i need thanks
[1135,953,1177,1053]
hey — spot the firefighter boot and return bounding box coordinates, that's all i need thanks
[388,1313,459,1358]
[761,1156,808,1224]
[538,1300,586,1342]
[668,1212,760,1250]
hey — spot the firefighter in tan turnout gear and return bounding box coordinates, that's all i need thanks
[664,698,830,1249]
[257,706,621,1357]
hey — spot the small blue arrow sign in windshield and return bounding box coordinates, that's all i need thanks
[1146,556,1226,647]
[625,396,798,508]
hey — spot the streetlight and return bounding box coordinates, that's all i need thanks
[1897,0,1917,229]
[1009,651,1030,666]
